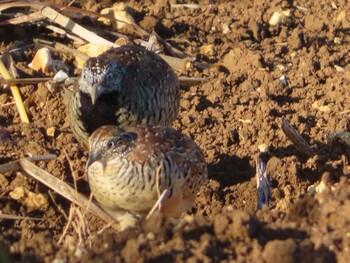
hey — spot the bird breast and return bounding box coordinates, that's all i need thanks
[88,154,176,213]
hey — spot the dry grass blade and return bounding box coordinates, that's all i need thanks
[171,4,202,9]
[178,77,207,86]
[146,189,169,220]
[18,159,117,226]
[40,6,117,46]
[0,213,43,221]
[0,59,29,123]
[58,204,91,246]
[0,154,57,174]
[0,11,44,26]
[0,77,53,85]
[57,203,74,244]
[282,118,315,157]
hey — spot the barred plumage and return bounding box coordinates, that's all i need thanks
[69,45,180,148]
[87,125,207,218]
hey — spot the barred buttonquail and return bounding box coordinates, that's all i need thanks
[69,45,180,148]
[86,125,207,218]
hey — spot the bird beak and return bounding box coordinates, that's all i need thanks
[90,85,103,105]
[86,154,93,169]
[86,152,99,169]
[86,152,107,173]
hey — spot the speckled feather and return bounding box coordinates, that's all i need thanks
[69,45,180,148]
[87,125,207,217]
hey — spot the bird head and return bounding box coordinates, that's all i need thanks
[78,57,125,105]
[86,125,138,169]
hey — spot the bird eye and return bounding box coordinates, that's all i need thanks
[106,139,116,149]
[105,133,137,151]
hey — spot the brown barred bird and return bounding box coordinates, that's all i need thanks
[69,45,180,148]
[86,125,207,225]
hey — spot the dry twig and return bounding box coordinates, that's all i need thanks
[62,147,78,192]
[0,59,29,123]
[282,118,315,157]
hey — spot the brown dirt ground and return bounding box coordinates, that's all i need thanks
[1,0,350,262]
